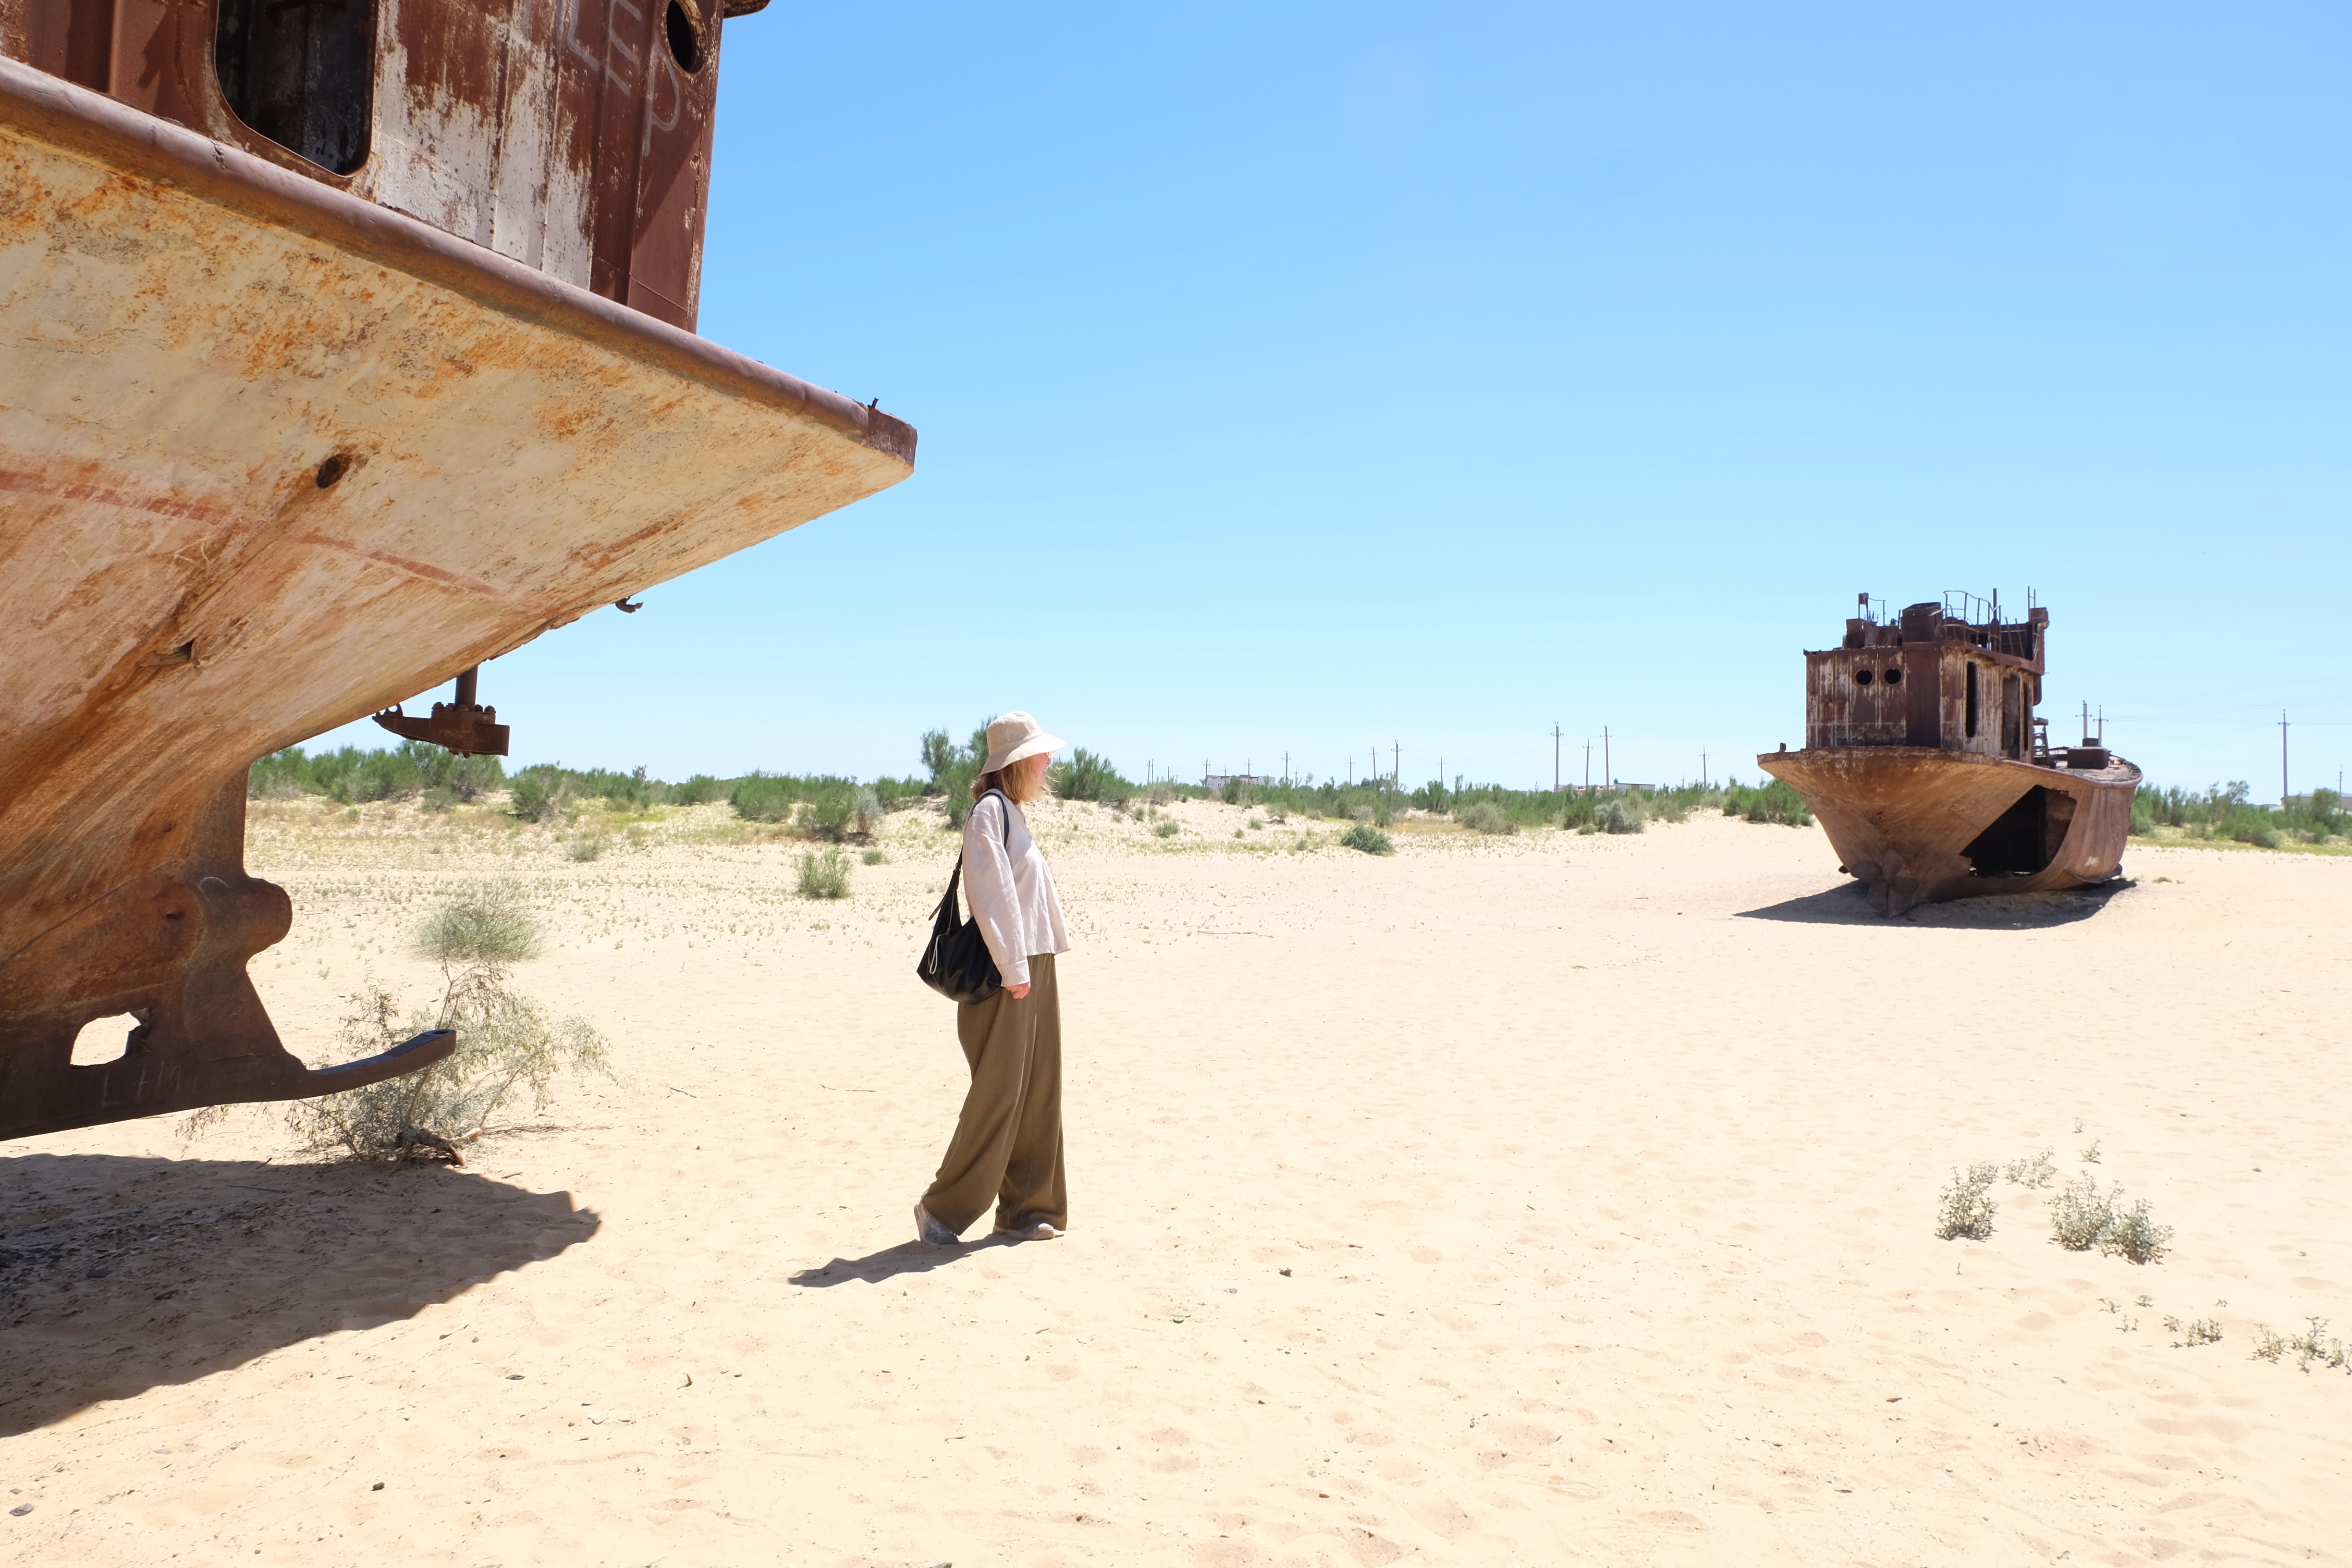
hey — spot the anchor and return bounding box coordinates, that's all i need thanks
[370,664,510,756]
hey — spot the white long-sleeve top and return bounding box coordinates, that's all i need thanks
[963,792,1070,988]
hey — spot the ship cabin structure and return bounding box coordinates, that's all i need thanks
[1,0,753,330]
[1764,594,2139,915]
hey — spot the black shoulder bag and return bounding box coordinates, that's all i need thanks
[915,791,1008,1003]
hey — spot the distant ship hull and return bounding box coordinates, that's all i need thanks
[1759,747,2140,916]
[0,62,914,1139]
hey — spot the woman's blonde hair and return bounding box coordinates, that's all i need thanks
[971,756,1045,807]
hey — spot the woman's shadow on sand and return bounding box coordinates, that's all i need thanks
[0,1152,598,1437]
[1737,877,2134,927]
[788,1235,1024,1289]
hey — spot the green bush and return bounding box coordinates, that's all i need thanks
[1720,779,1813,827]
[1153,820,1181,838]
[1049,747,1136,805]
[1599,798,1644,835]
[798,847,851,899]
[1339,822,1393,855]
[1458,800,1516,835]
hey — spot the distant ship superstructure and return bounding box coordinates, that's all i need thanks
[1761,595,2139,915]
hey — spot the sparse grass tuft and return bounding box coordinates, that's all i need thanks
[1935,1163,1999,1240]
[2048,1173,2116,1250]
[797,847,851,899]
[1154,820,1182,839]
[2166,1316,2222,1348]
[1339,822,1394,855]
[2252,1324,2288,1362]
[2285,1318,2352,1373]
[2100,1198,2172,1264]
[566,832,607,862]
[862,848,888,865]
[417,884,539,967]
[2005,1148,2058,1188]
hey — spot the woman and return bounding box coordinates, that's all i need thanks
[915,711,1072,1246]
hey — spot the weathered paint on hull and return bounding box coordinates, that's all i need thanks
[0,63,915,1139]
[1757,747,2139,916]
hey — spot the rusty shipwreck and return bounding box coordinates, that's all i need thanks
[1759,595,2139,917]
[0,0,916,1139]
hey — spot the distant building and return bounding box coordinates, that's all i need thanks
[1203,774,1274,791]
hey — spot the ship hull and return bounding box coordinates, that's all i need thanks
[0,62,915,1139]
[1758,747,2140,916]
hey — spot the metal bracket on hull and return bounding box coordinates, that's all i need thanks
[0,772,453,1142]
[371,664,510,756]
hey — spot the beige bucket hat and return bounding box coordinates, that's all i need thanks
[983,711,1065,773]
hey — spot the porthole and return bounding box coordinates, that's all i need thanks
[1854,669,1873,686]
[665,0,705,73]
[1883,668,1902,686]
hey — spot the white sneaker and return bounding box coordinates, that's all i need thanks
[994,1219,1062,1241]
[914,1201,960,1246]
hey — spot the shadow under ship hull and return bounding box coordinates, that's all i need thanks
[1760,747,2140,917]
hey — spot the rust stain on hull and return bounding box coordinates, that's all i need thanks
[0,61,915,1140]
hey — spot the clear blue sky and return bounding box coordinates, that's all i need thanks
[311,3,2350,800]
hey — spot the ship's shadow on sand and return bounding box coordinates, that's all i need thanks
[1738,878,2134,927]
[0,1153,598,1437]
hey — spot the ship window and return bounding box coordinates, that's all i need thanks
[1883,667,1902,686]
[1854,669,1873,686]
[666,1,706,73]
[1965,662,1980,738]
[216,0,375,176]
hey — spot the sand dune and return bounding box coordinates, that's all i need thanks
[4,799,2348,1565]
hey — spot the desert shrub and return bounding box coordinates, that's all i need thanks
[851,785,883,839]
[286,888,603,1162]
[1653,795,1689,824]
[1049,747,1136,805]
[2252,1324,2289,1362]
[1340,822,1394,855]
[418,885,539,967]
[862,848,887,865]
[566,833,606,862]
[1266,803,1289,824]
[421,785,459,813]
[1599,798,1644,835]
[798,847,850,899]
[2234,822,2285,849]
[2048,1174,2117,1250]
[1144,782,1178,809]
[2284,1319,2352,1373]
[671,773,725,806]
[508,774,558,823]
[1349,803,1375,823]
[1459,801,1516,836]
[2100,1198,2172,1264]
[2167,1316,2223,1347]
[2004,1148,2058,1188]
[1722,779,1813,827]
[1935,1163,1999,1240]
[730,772,797,824]
[1153,820,1181,839]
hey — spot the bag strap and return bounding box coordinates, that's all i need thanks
[941,789,1015,918]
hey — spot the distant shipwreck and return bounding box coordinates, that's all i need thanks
[1,1,914,1139]
[1760,595,2139,916]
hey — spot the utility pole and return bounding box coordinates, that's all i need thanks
[1604,726,1611,789]
[1552,723,1562,792]
[1702,750,1707,787]
[2282,710,2290,807]
[1283,752,1290,787]
[1583,742,1591,793]
[1392,741,1400,792]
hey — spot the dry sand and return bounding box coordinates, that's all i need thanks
[4,796,2349,1566]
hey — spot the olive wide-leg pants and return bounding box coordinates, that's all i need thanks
[921,952,1067,1237]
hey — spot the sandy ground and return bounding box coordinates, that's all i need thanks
[3,795,2350,1567]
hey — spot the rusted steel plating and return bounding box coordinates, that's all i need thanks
[0,11,915,1140]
